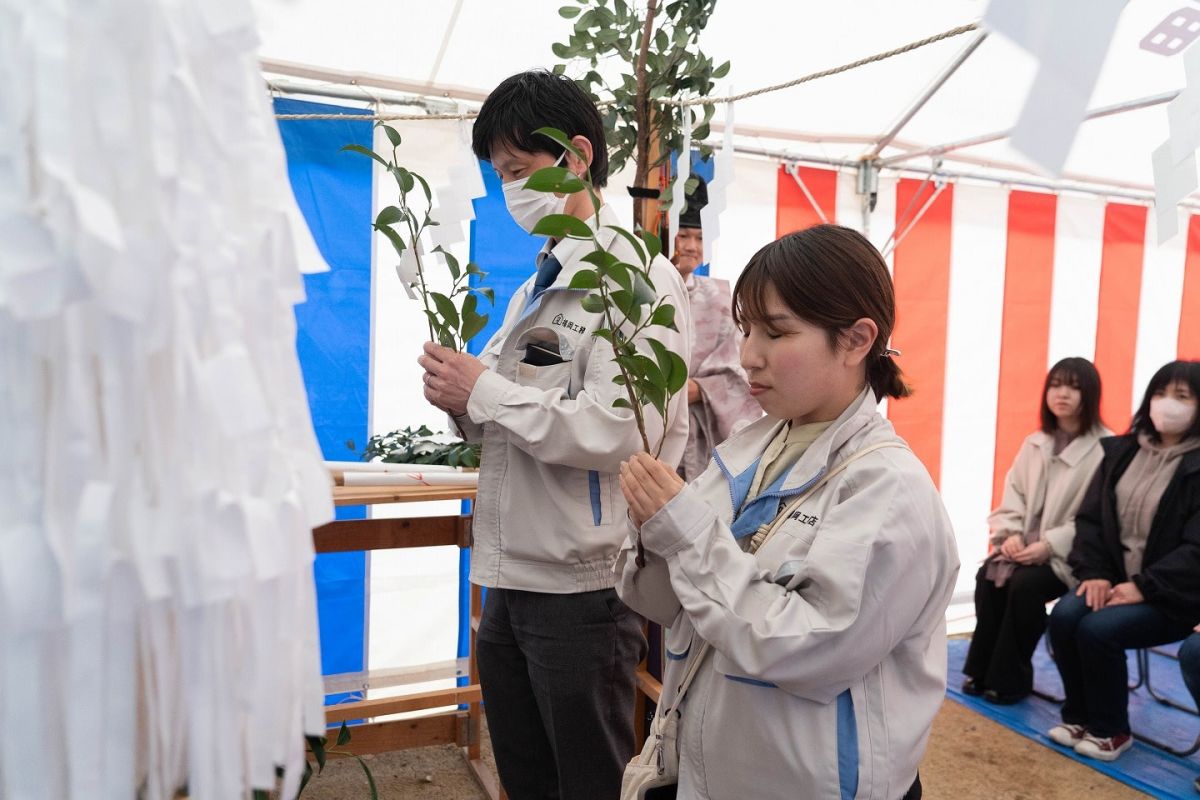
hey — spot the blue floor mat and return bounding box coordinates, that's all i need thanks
[947,638,1200,799]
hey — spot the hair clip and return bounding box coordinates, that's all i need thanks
[882,347,902,358]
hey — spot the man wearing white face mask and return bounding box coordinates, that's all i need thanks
[418,69,690,800]
[1047,360,1200,762]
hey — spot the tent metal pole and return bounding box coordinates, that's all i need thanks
[261,58,489,103]
[883,182,946,258]
[262,66,1193,209]
[426,0,465,86]
[857,161,879,235]
[730,143,1200,209]
[784,163,831,224]
[866,31,989,160]
[264,77,460,115]
[877,90,1180,167]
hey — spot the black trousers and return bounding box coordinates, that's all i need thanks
[476,587,647,800]
[1049,591,1193,736]
[963,562,1067,695]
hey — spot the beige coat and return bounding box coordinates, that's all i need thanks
[988,427,1111,588]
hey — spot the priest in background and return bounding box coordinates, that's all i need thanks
[671,176,762,481]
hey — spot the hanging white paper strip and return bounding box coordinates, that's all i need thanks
[701,97,736,266]
[984,0,1128,176]
[1153,40,1200,243]
[668,109,693,244]
[0,0,332,798]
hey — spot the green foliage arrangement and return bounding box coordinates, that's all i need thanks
[297,723,377,800]
[524,127,687,456]
[249,723,377,800]
[358,425,481,469]
[552,0,729,214]
[343,123,493,351]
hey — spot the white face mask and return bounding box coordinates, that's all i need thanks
[1149,395,1197,436]
[501,154,570,235]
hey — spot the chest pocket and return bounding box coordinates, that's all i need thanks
[515,359,574,394]
[512,327,579,395]
[758,514,824,591]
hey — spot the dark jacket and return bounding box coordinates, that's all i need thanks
[1068,433,1200,624]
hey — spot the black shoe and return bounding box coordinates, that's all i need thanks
[961,678,985,697]
[984,688,1030,705]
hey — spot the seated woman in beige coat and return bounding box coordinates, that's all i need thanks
[963,357,1110,704]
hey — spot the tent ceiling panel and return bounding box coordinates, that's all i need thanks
[255,0,1196,195]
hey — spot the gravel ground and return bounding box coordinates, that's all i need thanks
[298,699,1150,800]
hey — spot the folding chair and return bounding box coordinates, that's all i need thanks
[1142,645,1199,715]
[1129,646,1200,757]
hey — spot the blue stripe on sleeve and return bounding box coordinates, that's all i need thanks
[837,689,859,800]
[588,470,602,525]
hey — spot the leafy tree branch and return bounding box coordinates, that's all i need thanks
[343,124,493,352]
[525,127,687,459]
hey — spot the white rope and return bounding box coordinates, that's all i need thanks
[273,21,980,121]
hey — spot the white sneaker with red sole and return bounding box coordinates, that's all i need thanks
[1047,723,1087,747]
[1074,732,1133,761]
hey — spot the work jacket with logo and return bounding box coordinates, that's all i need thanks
[616,388,959,799]
[457,204,691,593]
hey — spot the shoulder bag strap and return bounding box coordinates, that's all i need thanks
[748,440,909,553]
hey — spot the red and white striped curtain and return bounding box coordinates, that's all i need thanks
[748,163,1200,593]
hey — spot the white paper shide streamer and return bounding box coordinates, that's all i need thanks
[984,0,1128,176]
[701,98,736,266]
[0,1,332,798]
[668,109,693,243]
[1152,40,1200,243]
[428,120,488,250]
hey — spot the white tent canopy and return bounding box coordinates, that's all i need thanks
[255,0,1196,203]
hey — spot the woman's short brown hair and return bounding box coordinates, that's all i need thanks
[732,224,911,401]
[1040,357,1103,435]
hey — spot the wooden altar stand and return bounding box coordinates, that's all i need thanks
[313,483,501,800]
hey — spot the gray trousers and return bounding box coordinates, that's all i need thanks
[477,587,647,800]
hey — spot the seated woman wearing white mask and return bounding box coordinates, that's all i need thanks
[1047,360,1200,762]
[615,225,960,800]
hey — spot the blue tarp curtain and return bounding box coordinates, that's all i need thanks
[276,98,372,702]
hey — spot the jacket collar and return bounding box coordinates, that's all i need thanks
[1029,425,1108,467]
[515,205,620,322]
[538,204,621,286]
[713,385,879,497]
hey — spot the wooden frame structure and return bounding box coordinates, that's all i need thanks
[634,640,663,743]
[313,484,501,800]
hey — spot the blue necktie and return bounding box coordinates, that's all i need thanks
[527,254,562,306]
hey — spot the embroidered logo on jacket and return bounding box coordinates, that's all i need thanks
[551,313,587,334]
